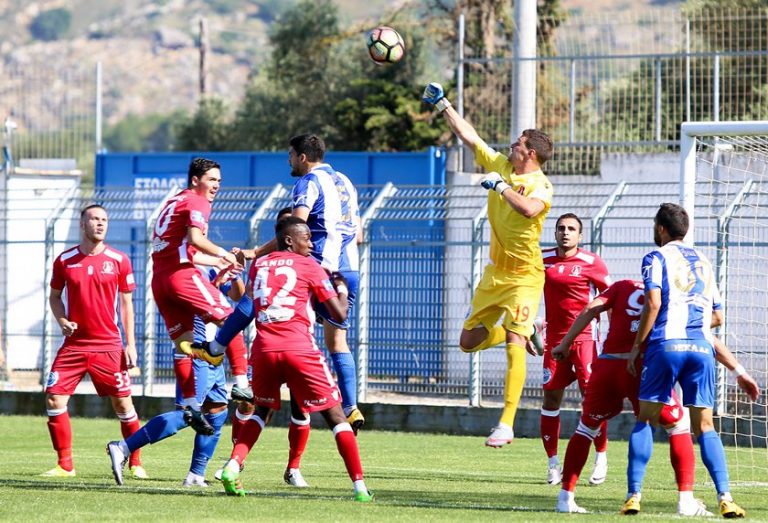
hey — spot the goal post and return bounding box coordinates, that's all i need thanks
[680,121,768,484]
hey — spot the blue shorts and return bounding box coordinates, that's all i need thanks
[175,358,228,407]
[314,270,358,330]
[638,339,716,408]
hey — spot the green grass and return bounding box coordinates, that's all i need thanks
[0,415,766,522]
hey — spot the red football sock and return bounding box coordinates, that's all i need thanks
[593,420,608,453]
[287,420,311,470]
[47,410,73,471]
[226,333,248,377]
[231,417,264,466]
[174,356,197,402]
[333,424,364,481]
[118,410,142,467]
[540,409,561,458]
[561,432,592,492]
[669,432,695,491]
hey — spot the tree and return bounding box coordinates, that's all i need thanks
[29,8,71,41]
[176,98,232,151]
[104,112,185,152]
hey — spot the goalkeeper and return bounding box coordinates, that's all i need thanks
[423,82,554,447]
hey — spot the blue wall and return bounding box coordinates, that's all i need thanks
[95,148,446,188]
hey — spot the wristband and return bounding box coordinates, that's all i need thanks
[217,247,228,258]
[336,284,349,296]
[733,364,746,377]
[435,98,452,113]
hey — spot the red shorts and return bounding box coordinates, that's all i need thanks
[45,347,131,397]
[580,357,685,426]
[250,350,341,413]
[542,340,597,391]
[152,265,233,338]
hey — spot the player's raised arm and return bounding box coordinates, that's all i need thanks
[422,82,482,149]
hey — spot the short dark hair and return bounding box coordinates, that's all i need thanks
[276,206,293,220]
[80,204,106,219]
[655,202,689,239]
[523,129,554,166]
[289,134,326,162]
[556,212,582,233]
[275,215,307,249]
[187,157,221,187]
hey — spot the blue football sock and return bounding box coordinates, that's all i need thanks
[213,295,253,350]
[627,421,654,494]
[190,410,228,476]
[331,352,357,411]
[698,430,730,495]
[125,410,188,453]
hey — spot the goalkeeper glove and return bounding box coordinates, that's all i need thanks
[480,172,511,194]
[422,82,452,113]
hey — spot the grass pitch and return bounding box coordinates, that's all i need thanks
[0,414,766,522]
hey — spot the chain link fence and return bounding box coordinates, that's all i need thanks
[1,179,751,409]
[459,8,768,176]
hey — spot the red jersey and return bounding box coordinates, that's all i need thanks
[151,189,211,273]
[598,279,645,356]
[542,247,611,345]
[248,251,337,353]
[50,245,135,351]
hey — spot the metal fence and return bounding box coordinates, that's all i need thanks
[458,8,768,175]
[1,179,764,409]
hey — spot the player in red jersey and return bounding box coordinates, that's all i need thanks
[150,157,241,434]
[537,213,611,485]
[219,216,373,502]
[43,205,147,480]
[552,279,758,515]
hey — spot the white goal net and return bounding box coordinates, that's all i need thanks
[681,121,768,485]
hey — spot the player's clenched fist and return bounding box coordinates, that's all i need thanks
[422,82,452,113]
[480,172,511,194]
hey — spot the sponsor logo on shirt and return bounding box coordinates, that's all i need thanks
[88,266,94,275]
[190,210,206,225]
[304,397,328,407]
[66,263,83,269]
[152,238,169,252]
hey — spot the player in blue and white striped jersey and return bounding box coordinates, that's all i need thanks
[231,134,365,434]
[623,203,747,519]
[287,134,364,433]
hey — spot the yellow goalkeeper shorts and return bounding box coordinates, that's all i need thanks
[463,263,543,337]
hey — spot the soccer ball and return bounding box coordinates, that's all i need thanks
[366,26,405,65]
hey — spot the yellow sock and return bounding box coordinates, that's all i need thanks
[499,342,527,427]
[461,325,506,353]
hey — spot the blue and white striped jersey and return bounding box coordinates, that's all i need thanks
[291,163,360,272]
[641,240,722,346]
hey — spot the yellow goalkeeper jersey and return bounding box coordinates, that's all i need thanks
[474,141,553,274]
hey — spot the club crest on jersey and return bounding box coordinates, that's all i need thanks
[101,261,115,274]
[570,265,582,277]
[46,371,59,388]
